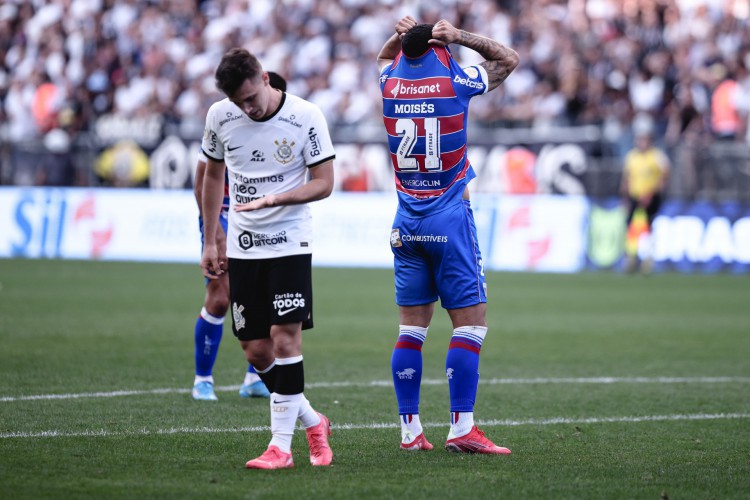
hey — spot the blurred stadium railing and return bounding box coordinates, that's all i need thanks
[2,124,749,204]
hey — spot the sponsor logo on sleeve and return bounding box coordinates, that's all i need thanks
[205,130,218,154]
[308,127,321,157]
[453,74,484,89]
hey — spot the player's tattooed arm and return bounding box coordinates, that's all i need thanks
[431,19,519,92]
[463,32,519,91]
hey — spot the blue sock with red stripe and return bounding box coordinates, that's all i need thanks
[391,325,428,417]
[446,326,487,429]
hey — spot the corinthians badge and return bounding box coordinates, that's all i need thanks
[273,138,295,164]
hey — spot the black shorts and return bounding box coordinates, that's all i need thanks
[626,193,663,225]
[228,254,313,341]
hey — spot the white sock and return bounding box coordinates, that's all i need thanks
[400,414,423,444]
[200,307,224,325]
[269,392,303,453]
[243,371,261,386]
[297,395,321,428]
[449,411,474,439]
[194,375,214,384]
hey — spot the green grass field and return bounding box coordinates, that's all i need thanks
[0,259,748,499]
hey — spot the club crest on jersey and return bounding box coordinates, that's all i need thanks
[390,228,402,248]
[273,138,295,164]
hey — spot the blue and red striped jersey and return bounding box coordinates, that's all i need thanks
[380,46,488,216]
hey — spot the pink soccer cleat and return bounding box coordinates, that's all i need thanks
[305,412,333,466]
[245,445,294,469]
[400,432,434,451]
[445,426,511,455]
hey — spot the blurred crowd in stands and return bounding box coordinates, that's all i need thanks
[0,0,749,196]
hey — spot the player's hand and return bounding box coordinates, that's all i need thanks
[215,226,228,267]
[201,244,224,279]
[396,16,417,37]
[234,194,277,212]
[430,19,460,46]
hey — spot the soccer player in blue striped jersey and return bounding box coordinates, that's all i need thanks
[378,17,519,454]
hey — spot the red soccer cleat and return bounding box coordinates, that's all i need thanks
[305,412,333,466]
[245,445,294,469]
[445,426,511,455]
[400,432,434,451]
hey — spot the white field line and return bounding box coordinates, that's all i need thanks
[2,413,749,440]
[1,376,749,403]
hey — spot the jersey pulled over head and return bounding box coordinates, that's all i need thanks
[379,24,490,216]
[401,24,434,58]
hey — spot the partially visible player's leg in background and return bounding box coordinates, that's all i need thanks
[192,272,229,401]
[193,276,269,400]
[193,216,268,401]
[239,363,270,398]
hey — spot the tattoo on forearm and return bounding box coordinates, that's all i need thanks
[459,30,518,89]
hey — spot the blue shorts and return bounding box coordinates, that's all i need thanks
[200,210,229,285]
[391,200,487,309]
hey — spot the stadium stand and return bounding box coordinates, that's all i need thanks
[0,0,748,201]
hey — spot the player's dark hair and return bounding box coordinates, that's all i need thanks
[215,48,263,96]
[267,71,287,92]
[402,24,435,58]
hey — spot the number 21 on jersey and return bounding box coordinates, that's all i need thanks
[395,117,442,171]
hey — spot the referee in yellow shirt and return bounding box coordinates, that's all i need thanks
[620,130,670,273]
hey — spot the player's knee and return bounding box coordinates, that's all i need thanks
[242,340,274,370]
[448,303,487,328]
[205,294,230,317]
[270,325,302,358]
